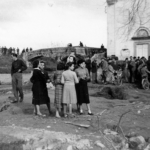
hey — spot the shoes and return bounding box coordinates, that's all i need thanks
[88,112,94,115]
[36,114,46,117]
[64,114,68,118]
[11,100,18,103]
[79,110,83,115]
[56,115,61,118]
[68,113,76,118]
[19,98,23,102]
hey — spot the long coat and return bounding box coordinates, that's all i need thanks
[30,69,50,105]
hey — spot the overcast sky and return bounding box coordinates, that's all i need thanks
[0,0,107,50]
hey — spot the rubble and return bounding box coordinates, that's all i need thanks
[0,100,23,115]
[0,126,92,150]
[0,101,11,112]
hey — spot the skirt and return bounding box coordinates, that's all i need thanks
[32,90,50,105]
[54,84,63,110]
[62,82,77,104]
[76,79,90,105]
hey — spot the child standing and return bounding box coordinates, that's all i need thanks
[61,62,79,117]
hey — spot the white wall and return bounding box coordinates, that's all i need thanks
[107,0,150,60]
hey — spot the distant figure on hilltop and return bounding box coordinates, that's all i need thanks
[67,43,72,47]
[17,48,20,55]
[30,48,33,51]
[8,47,12,55]
[26,48,29,52]
[21,49,25,56]
[79,41,83,47]
[2,47,7,55]
[12,48,15,54]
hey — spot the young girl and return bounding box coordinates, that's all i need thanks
[61,62,79,117]
[53,62,65,118]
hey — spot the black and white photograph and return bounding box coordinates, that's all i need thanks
[0,0,150,149]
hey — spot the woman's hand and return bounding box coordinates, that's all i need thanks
[47,79,51,83]
[82,76,88,80]
[18,69,21,73]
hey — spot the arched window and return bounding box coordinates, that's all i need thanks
[137,29,149,37]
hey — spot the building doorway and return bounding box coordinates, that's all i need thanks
[136,44,148,59]
[132,27,150,59]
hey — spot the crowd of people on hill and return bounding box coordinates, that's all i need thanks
[0,47,33,56]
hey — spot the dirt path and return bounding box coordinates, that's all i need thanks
[0,83,150,149]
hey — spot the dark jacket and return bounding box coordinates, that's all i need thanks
[30,69,50,105]
[147,60,150,71]
[11,59,27,75]
[91,61,97,73]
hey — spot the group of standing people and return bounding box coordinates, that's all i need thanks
[10,53,93,118]
[123,56,150,86]
[85,56,121,84]
[10,52,150,119]
[54,58,93,118]
[86,55,150,86]
[11,54,51,117]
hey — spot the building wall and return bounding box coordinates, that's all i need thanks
[107,0,150,60]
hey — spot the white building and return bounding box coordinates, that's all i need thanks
[107,0,150,60]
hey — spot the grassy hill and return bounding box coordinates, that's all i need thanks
[0,55,13,73]
[0,55,57,74]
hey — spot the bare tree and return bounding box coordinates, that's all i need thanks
[121,0,150,36]
[107,0,118,6]
[107,0,150,38]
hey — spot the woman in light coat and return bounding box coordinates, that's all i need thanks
[61,62,79,117]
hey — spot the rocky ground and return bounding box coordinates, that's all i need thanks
[0,82,150,150]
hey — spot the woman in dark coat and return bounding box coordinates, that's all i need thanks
[30,60,50,117]
[75,59,93,115]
